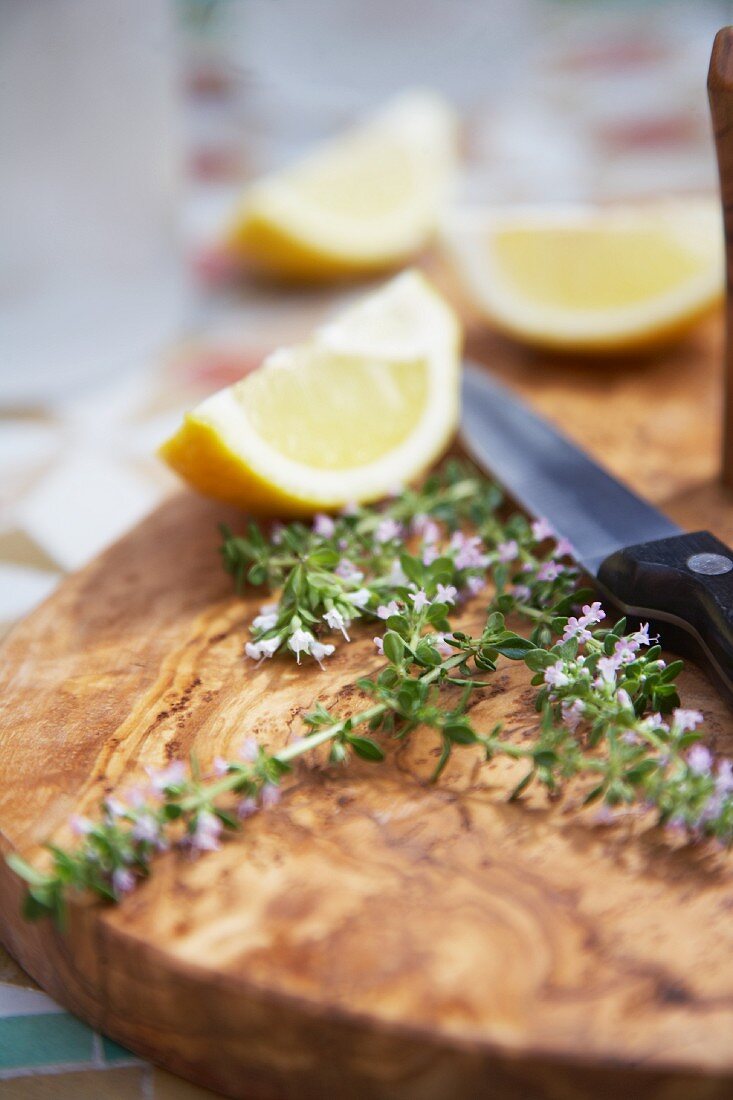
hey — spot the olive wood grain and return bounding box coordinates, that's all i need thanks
[709,26,733,487]
[2,304,733,1098]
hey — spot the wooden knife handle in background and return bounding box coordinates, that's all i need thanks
[709,26,733,487]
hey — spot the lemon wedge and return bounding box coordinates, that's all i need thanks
[443,200,723,352]
[160,272,461,514]
[226,91,457,281]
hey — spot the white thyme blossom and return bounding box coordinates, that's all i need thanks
[191,810,222,852]
[385,560,408,586]
[435,583,457,605]
[324,608,350,640]
[245,637,280,662]
[146,761,187,792]
[544,661,570,689]
[377,600,401,620]
[288,628,315,663]
[252,611,278,632]
[348,587,371,609]
[373,635,384,655]
[561,698,584,731]
[410,589,430,611]
[673,708,704,734]
[496,539,519,563]
[311,640,335,669]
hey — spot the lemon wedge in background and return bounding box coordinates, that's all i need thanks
[226,91,457,281]
[160,272,461,514]
[443,200,723,353]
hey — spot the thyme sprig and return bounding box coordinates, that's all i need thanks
[10,462,733,926]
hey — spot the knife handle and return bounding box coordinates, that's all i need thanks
[709,27,733,487]
[597,531,733,695]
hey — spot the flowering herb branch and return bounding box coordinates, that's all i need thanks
[9,462,733,925]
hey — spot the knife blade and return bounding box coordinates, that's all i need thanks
[460,362,733,697]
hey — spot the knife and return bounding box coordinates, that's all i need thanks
[460,362,733,698]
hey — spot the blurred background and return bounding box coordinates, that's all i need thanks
[0,1,732,1095]
[0,0,729,619]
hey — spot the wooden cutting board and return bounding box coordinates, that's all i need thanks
[2,314,733,1100]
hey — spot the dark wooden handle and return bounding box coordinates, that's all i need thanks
[598,530,733,699]
[709,28,733,487]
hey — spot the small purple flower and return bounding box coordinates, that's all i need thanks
[674,708,704,733]
[422,546,440,566]
[580,602,605,626]
[537,560,563,582]
[238,796,258,819]
[688,745,713,775]
[386,561,408,587]
[554,537,575,559]
[450,532,488,570]
[313,513,335,538]
[496,539,519,563]
[213,756,229,777]
[630,622,654,647]
[70,814,93,837]
[191,810,222,852]
[509,583,531,602]
[621,730,640,745]
[466,575,486,596]
[240,738,259,763]
[716,759,733,795]
[596,654,621,684]
[261,784,281,809]
[349,587,371,610]
[340,502,359,517]
[562,616,592,644]
[112,867,136,896]
[561,698,584,731]
[375,518,402,544]
[131,813,161,844]
[531,518,555,542]
[434,634,454,656]
[335,559,363,582]
[616,688,633,712]
[373,636,384,655]
[614,639,638,664]
[146,760,187,793]
[435,583,457,606]
[544,661,570,689]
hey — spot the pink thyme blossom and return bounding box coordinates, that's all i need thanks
[580,602,605,625]
[261,784,281,809]
[716,759,733,795]
[213,756,229,777]
[466,575,486,596]
[544,661,570,689]
[104,796,127,819]
[324,608,350,639]
[245,637,280,662]
[375,518,402,544]
[510,583,531,602]
[614,639,638,664]
[112,867,136,896]
[450,532,488,570]
[496,539,519,563]
[377,600,401,620]
[70,814,93,837]
[191,810,222,852]
[410,589,430,611]
[288,628,314,663]
[349,587,371,610]
[335,558,363,581]
[146,761,187,793]
[537,560,563,582]
[561,698,584,731]
[621,730,640,745]
[311,641,335,669]
[562,616,592,644]
[596,654,621,684]
[531,518,555,542]
[688,745,713,775]
[238,796,258,819]
[616,688,634,712]
[554,537,575,559]
[131,813,161,845]
[673,708,704,733]
[313,513,335,538]
[422,546,440,566]
[435,583,458,605]
[373,636,384,655]
[434,634,454,656]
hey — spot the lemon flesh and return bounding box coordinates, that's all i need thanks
[444,200,723,352]
[160,271,461,514]
[227,91,457,281]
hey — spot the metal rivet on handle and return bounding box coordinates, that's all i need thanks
[687,552,733,575]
